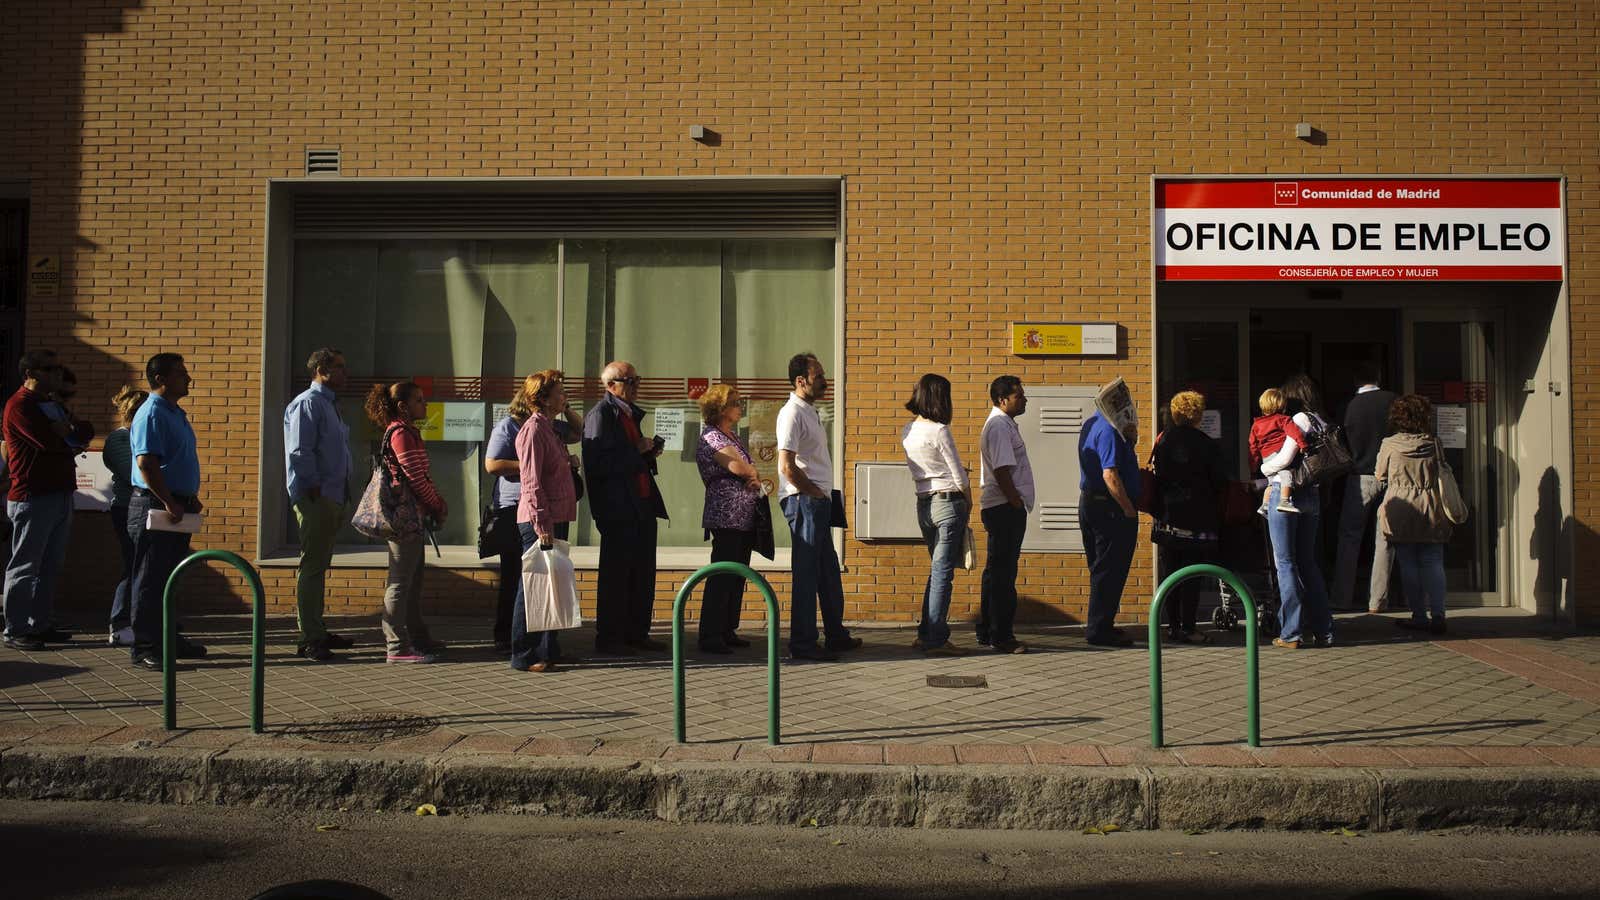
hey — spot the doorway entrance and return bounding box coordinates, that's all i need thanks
[1157,296,1510,609]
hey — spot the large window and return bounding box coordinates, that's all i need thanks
[286,236,835,551]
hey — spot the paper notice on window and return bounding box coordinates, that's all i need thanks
[73,449,114,512]
[654,407,686,452]
[1436,405,1468,449]
[491,403,511,424]
[1200,409,1222,441]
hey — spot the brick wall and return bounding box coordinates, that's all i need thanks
[1,1,1595,626]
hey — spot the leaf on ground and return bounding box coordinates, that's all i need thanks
[832,839,845,846]
[1324,827,1363,837]
[1099,823,1122,833]
[804,817,820,828]
[1183,828,1210,836]
[1082,826,1104,835]
[415,804,439,817]
[314,824,340,832]
[1207,851,1222,856]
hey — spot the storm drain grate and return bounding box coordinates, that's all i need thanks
[286,711,440,744]
[926,675,987,689]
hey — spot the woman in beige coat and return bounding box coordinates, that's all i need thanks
[1376,394,1453,635]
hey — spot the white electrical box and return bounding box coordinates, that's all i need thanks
[853,462,922,540]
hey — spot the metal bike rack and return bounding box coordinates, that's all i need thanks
[671,561,781,745]
[1148,563,1260,748]
[163,549,266,733]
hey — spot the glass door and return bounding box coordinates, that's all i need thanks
[1403,311,1508,606]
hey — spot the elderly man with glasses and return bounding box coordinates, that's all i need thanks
[582,360,669,656]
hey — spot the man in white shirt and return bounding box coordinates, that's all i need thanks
[776,352,860,662]
[978,376,1033,654]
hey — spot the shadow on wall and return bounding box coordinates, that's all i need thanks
[1531,466,1577,621]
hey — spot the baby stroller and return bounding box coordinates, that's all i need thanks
[1210,511,1280,636]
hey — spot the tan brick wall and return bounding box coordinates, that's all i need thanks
[1,1,1595,626]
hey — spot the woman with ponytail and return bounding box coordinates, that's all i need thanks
[364,381,447,663]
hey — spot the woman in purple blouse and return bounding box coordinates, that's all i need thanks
[695,384,763,653]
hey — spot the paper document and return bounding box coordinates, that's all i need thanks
[144,510,203,534]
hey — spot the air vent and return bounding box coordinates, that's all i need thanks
[1037,503,1080,531]
[305,149,341,177]
[1037,405,1085,434]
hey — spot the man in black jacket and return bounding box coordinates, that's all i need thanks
[1333,363,1397,612]
[582,360,669,656]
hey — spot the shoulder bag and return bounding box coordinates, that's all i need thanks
[1434,440,1469,525]
[351,423,424,540]
[1135,432,1163,517]
[1291,415,1356,488]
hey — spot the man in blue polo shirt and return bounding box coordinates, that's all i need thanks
[1078,408,1140,647]
[127,352,206,670]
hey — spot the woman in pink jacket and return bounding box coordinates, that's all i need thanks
[364,381,448,664]
[511,369,580,672]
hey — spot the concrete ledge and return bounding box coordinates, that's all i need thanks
[5,742,1600,832]
[1,744,211,804]
[914,765,1147,830]
[1154,767,1378,831]
[660,762,919,827]
[1378,768,1600,831]
[435,755,660,819]
[203,749,436,811]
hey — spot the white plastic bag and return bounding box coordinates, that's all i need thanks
[521,538,582,631]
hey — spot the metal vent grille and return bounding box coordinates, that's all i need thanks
[305,149,341,177]
[1037,405,1086,433]
[291,190,839,237]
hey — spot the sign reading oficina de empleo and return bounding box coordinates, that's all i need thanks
[1011,323,1118,356]
[1154,178,1564,281]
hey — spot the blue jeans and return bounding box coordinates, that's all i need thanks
[1267,483,1331,643]
[979,502,1028,645]
[916,493,966,646]
[510,521,566,668]
[127,491,194,658]
[781,493,851,653]
[1394,542,1446,624]
[109,503,135,630]
[3,491,74,638]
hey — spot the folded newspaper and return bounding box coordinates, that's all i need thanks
[1094,377,1138,436]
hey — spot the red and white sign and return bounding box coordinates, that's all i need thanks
[1155,178,1564,281]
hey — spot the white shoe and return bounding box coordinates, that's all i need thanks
[1275,498,1300,514]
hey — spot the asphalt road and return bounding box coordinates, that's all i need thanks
[2,800,1596,899]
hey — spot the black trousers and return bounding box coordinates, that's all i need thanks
[127,491,193,659]
[1079,493,1137,643]
[1157,539,1216,634]
[699,528,755,647]
[979,502,1028,644]
[594,514,657,646]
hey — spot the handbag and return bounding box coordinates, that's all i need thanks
[1135,432,1163,516]
[1434,440,1469,525]
[477,502,503,559]
[753,493,777,561]
[829,488,848,529]
[1291,416,1356,488]
[351,424,423,540]
[570,458,586,502]
[521,538,583,631]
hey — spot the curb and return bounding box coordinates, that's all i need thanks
[5,740,1599,832]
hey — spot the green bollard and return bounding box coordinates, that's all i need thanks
[163,549,267,734]
[672,561,781,745]
[1148,563,1260,748]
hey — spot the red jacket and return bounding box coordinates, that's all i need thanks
[1248,413,1305,472]
[384,419,447,519]
[3,387,90,500]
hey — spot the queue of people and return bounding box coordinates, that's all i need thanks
[2,343,1460,671]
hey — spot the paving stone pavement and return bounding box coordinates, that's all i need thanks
[3,609,1598,751]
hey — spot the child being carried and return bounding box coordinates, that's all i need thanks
[1248,388,1306,515]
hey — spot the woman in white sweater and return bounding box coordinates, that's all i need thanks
[901,373,972,656]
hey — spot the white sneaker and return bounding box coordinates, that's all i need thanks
[1275,496,1300,514]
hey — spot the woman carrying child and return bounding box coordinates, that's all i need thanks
[1257,375,1334,649]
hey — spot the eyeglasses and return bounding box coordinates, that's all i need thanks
[609,376,641,386]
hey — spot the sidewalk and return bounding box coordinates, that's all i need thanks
[4,608,1599,830]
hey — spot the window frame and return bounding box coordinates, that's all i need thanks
[258,176,846,572]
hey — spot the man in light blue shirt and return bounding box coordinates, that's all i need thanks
[283,348,354,661]
[127,353,205,669]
